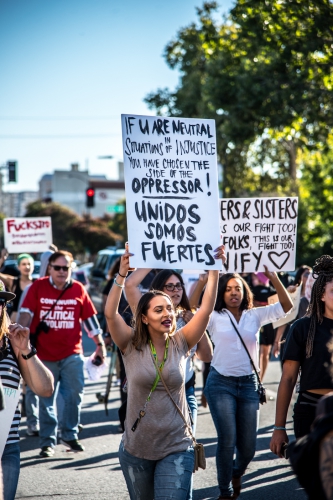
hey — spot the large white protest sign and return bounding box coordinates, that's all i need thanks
[4,217,53,253]
[121,114,221,270]
[268,285,302,328]
[219,197,298,273]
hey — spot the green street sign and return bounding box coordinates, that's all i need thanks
[106,205,125,213]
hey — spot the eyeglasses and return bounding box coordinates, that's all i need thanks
[50,265,70,272]
[164,283,183,292]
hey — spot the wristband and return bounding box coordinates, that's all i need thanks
[21,346,37,360]
[114,278,125,289]
[118,272,128,278]
[273,426,286,431]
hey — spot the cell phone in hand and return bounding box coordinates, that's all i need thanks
[281,442,289,459]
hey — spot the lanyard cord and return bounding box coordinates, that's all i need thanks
[148,336,169,397]
[131,336,170,432]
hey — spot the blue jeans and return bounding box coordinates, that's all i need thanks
[1,442,20,500]
[204,367,259,498]
[186,386,197,434]
[39,354,84,448]
[119,441,194,500]
[185,386,197,500]
[26,385,39,428]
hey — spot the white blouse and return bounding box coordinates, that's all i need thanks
[207,302,286,377]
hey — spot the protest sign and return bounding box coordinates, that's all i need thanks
[121,114,221,270]
[0,386,20,457]
[268,285,302,328]
[4,217,53,253]
[219,197,298,273]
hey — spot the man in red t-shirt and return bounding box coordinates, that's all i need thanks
[20,250,106,458]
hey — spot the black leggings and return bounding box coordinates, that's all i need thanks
[293,391,322,438]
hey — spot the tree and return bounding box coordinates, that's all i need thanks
[145,1,333,195]
[107,199,128,243]
[25,201,123,256]
[296,135,333,263]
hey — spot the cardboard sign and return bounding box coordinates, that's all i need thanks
[219,197,298,272]
[121,114,221,270]
[4,217,53,253]
[268,285,302,328]
[0,386,20,457]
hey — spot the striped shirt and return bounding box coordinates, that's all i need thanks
[0,338,21,444]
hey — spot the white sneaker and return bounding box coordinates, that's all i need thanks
[26,424,40,436]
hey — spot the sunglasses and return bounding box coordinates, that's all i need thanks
[164,283,184,292]
[50,265,70,272]
[0,299,6,306]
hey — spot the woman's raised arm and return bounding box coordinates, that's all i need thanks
[105,250,134,352]
[125,268,152,313]
[182,245,225,349]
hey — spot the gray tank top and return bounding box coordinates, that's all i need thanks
[122,329,192,460]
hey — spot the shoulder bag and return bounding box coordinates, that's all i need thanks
[225,311,267,405]
[150,351,206,472]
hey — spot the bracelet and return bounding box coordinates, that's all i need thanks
[97,342,105,347]
[273,426,286,431]
[113,278,125,289]
[118,272,128,278]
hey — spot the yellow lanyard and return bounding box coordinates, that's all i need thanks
[149,337,169,395]
[131,337,169,432]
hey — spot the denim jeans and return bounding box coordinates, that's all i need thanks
[1,442,20,500]
[25,385,39,428]
[119,441,194,500]
[39,354,84,448]
[185,385,197,500]
[204,367,259,498]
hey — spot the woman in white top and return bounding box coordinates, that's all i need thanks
[105,246,224,500]
[203,269,292,500]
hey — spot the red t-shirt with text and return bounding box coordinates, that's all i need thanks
[21,277,96,361]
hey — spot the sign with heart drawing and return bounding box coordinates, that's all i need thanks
[219,197,298,273]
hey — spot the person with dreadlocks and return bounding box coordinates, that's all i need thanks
[270,255,333,458]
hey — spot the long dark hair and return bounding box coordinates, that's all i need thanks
[150,270,191,311]
[214,273,253,313]
[293,265,312,287]
[305,255,333,358]
[132,290,176,350]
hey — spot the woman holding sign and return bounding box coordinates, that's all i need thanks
[203,269,292,499]
[0,280,53,500]
[125,267,213,434]
[105,245,224,500]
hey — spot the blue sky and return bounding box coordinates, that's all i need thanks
[0,0,234,192]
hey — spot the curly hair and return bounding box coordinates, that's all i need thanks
[132,290,176,351]
[305,255,333,358]
[214,273,253,313]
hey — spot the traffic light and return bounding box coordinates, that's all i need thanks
[7,161,17,182]
[86,187,95,207]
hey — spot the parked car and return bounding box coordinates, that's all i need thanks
[89,247,125,313]
[72,263,93,292]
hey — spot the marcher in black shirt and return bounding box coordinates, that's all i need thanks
[270,255,333,457]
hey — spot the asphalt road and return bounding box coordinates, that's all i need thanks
[16,337,307,500]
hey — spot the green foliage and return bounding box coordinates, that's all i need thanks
[145,0,333,194]
[107,199,127,243]
[25,201,123,256]
[296,140,333,263]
